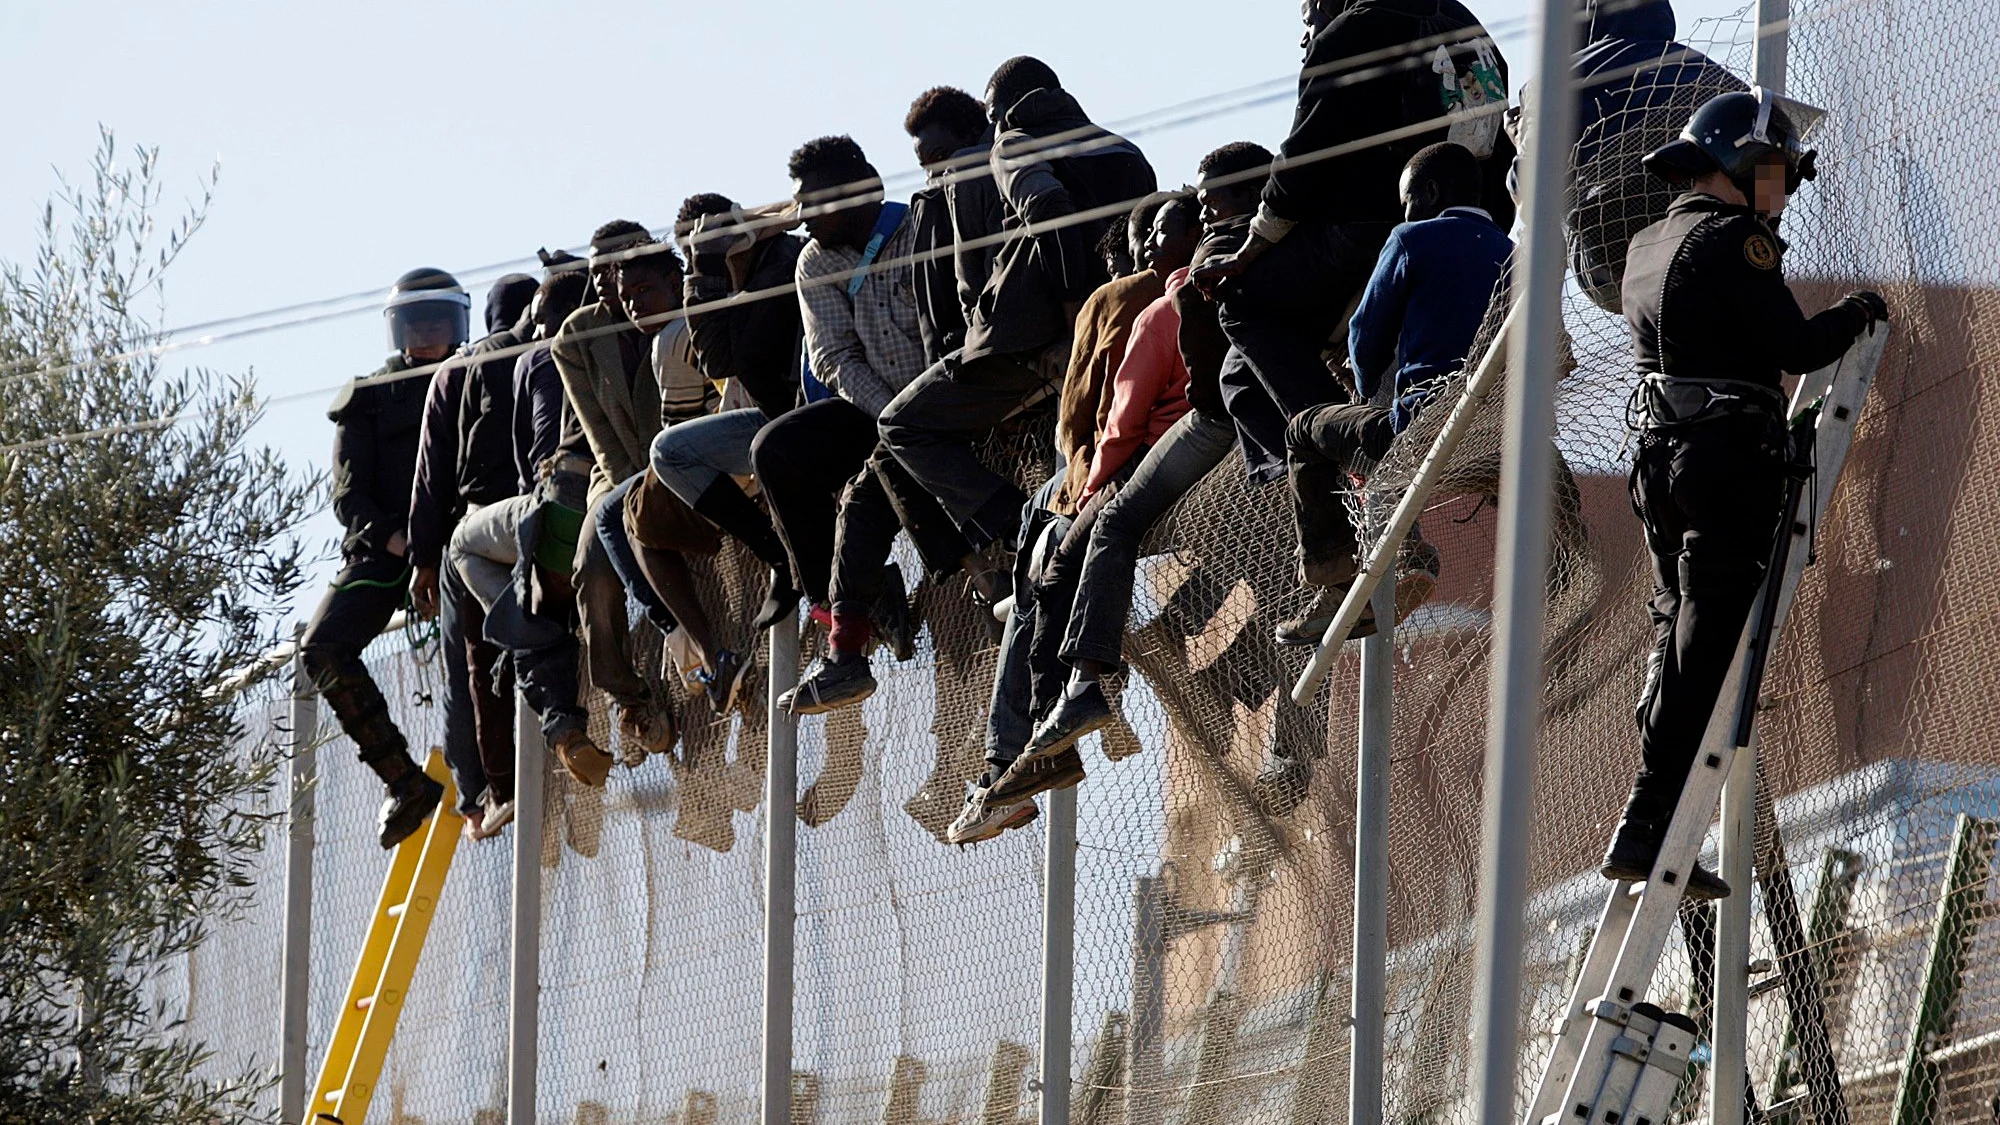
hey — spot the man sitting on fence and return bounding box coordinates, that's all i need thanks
[551,222,680,754]
[600,233,751,717]
[1274,142,1510,646]
[407,273,538,837]
[977,145,1269,809]
[767,135,995,715]
[879,55,1157,558]
[301,268,470,848]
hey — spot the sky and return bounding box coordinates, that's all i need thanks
[0,0,1749,625]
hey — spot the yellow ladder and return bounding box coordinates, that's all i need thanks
[311,749,461,1124]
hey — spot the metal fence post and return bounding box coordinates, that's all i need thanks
[279,630,317,1125]
[1467,0,1575,1120]
[1349,580,1394,1125]
[1041,786,1079,1125]
[508,694,543,1125]
[765,619,800,1125]
[1127,876,1166,1125]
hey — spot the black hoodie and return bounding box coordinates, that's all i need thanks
[1263,0,1506,227]
[961,88,1156,361]
[406,273,537,568]
[683,233,808,419]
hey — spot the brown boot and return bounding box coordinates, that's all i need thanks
[554,728,614,788]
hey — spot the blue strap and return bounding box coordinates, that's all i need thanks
[846,201,908,297]
[804,200,909,401]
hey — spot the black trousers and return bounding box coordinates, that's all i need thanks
[299,554,409,765]
[751,397,971,610]
[1216,220,1390,425]
[1285,402,1397,577]
[1627,413,1789,824]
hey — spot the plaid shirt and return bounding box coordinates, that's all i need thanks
[794,207,926,418]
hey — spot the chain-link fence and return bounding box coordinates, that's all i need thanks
[154,0,2000,1121]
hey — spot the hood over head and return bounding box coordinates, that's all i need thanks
[486,273,540,336]
[999,87,1091,135]
[1579,0,1677,44]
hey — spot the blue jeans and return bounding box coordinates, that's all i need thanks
[985,471,1066,767]
[1061,410,1239,667]
[437,557,493,813]
[650,408,766,506]
[593,473,675,634]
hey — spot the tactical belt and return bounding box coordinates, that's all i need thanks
[1628,373,1787,433]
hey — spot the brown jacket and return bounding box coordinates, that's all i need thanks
[551,301,654,507]
[1050,271,1165,515]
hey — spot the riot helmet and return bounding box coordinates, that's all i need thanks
[383,267,471,356]
[1643,87,1825,197]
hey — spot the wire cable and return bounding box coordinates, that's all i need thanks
[0,7,1790,455]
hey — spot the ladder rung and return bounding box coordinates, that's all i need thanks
[386,903,408,918]
[355,995,375,1011]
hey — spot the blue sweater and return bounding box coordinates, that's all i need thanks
[1348,207,1512,432]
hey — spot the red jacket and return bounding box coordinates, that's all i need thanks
[1082,268,1193,502]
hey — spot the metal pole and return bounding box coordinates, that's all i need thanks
[1755,0,1791,92]
[1127,876,1166,1125]
[1715,746,1755,1125]
[1349,580,1393,1125]
[1715,14,1793,1124]
[764,618,800,1125]
[1040,787,1079,1125]
[1467,0,1575,1120]
[507,694,543,1125]
[278,630,317,1125]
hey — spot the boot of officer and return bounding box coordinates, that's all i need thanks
[300,268,473,849]
[1602,89,1887,899]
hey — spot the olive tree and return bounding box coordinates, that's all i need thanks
[0,131,317,1124]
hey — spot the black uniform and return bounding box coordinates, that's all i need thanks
[1618,192,1872,826]
[299,358,427,768]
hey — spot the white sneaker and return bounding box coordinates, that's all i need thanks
[471,789,516,841]
[945,776,1039,845]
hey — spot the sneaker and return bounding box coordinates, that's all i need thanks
[459,805,487,843]
[1395,537,1442,623]
[1025,681,1115,759]
[477,789,517,839]
[378,768,445,849]
[987,744,1087,805]
[617,697,676,763]
[779,655,878,716]
[1276,541,1445,647]
[946,771,1041,845]
[1254,755,1316,817]
[753,570,803,632]
[1275,583,1364,647]
[871,564,917,662]
[554,728,615,789]
[699,649,751,716]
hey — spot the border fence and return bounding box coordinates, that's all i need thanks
[155,0,2000,1121]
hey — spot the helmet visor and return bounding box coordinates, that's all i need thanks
[384,291,471,353]
[1751,87,1825,192]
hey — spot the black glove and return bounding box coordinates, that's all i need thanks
[1840,290,1889,334]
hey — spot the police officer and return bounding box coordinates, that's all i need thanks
[1604,89,1888,898]
[299,268,472,848]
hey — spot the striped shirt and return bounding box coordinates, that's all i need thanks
[651,318,718,430]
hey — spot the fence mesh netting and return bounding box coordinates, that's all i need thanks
[154,0,2000,1120]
